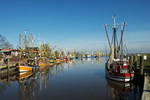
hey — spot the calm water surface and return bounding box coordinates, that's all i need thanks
[0,57,142,100]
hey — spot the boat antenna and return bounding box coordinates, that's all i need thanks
[25,27,27,35]
[112,15,117,28]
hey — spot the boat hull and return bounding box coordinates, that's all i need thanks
[105,69,134,82]
[18,65,33,72]
[17,62,39,73]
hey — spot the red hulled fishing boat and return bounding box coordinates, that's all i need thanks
[104,16,134,82]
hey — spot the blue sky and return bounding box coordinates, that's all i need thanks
[0,0,150,53]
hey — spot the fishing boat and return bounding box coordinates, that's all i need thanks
[56,59,64,64]
[104,16,134,82]
[50,59,55,63]
[38,58,50,67]
[63,57,69,62]
[38,61,49,67]
[17,61,39,73]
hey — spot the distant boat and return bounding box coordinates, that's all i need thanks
[38,58,50,67]
[86,54,91,58]
[104,16,134,82]
[56,59,64,64]
[63,57,69,62]
[50,59,55,63]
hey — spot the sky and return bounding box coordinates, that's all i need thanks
[0,0,150,53]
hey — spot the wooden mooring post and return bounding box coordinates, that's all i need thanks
[7,58,11,87]
[1,56,18,72]
[140,56,144,75]
[130,54,144,75]
[128,55,134,70]
[133,55,138,71]
[130,55,134,67]
[7,58,10,73]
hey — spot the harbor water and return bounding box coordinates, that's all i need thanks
[0,57,142,100]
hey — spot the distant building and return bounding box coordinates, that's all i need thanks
[0,49,20,57]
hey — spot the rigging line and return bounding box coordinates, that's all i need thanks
[104,24,111,48]
[105,45,108,62]
[124,44,129,55]
[119,22,126,47]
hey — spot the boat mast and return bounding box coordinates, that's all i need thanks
[24,27,28,50]
[120,22,126,60]
[19,34,22,59]
[112,15,118,59]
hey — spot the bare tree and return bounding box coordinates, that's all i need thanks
[0,35,13,49]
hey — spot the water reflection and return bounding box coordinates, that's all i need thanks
[39,66,53,91]
[0,71,17,86]
[17,71,39,100]
[106,77,143,100]
[0,83,6,93]
[106,78,133,100]
[0,58,142,100]
[16,58,102,99]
